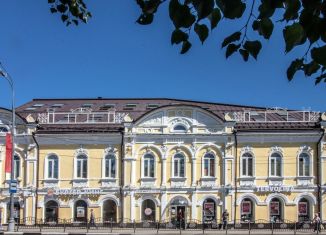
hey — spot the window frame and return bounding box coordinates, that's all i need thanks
[46,154,59,179]
[103,154,116,179]
[13,155,21,180]
[241,152,254,177]
[75,154,88,179]
[172,153,186,178]
[269,152,283,178]
[202,153,215,178]
[298,152,311,177]
[142,153,155,178]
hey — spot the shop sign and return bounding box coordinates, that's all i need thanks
[203,202,215,216]
[53,188,102,196]
[298,202,307,215]
[144,208,152,216]
[270,202,280,215]
[256,186,294,193]
[137,190,160,194]
[241,201,251,215]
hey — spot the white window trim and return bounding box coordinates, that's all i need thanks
[240,152,255,178]
[297,152,313,178]
[0,124,10,135]
[141,152,156,178]
[102,154,117,179]
[44,153,59,180]
[172,152,186,178]
[74,154,88,180]
[269,152,283,178]
[172,124,188,133]
[201,152,216,178]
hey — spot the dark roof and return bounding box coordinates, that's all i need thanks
[15,98,321,132]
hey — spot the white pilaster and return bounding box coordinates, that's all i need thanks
[131,159,136,186]
[130,192,135,221]
[191,157,196,186]
[162,158,167,186]
[191,192,197,220]
[161,192,167,220]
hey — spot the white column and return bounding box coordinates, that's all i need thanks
[162,158,167,187]
[161,192,167,220]
[131,159,136,186]
[191,157,197,186]
[191,192,197,220]
[130,192,135,221]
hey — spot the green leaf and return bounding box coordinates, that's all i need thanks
[315,73,326,85]
[208,8,221,30]
[216,0,246,19]
[136,13,154,25]
[171,29,188,45]
[243,40,262,59]
[72,19,79,26]
[287,59,303,81]
[283,0,301,21]
[50,7,57,13]
[239,49,249,62]
[258,0,283,18]
[260,18,274,39]
[180,40,192,54]
[48,0,55,3]
[221,32,241,48]
[194,23,209,44]
[56,4,68,13]
[225,43,240,58]
[311,46,326,67]
[169,0,196,28]
[61,14,68,22]
[193,0,214,20]
[304,61,320,76]
[283,23,305,53]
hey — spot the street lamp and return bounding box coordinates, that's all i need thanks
[0,63,16,232]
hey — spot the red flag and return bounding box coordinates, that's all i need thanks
[5,133,12,173]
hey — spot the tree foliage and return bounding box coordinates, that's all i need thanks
[48,0,326,85]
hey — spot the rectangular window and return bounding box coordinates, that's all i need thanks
[76,158,87,179]
[180,158,185,177]
[242,158,246,176]
[105,158,116,178]
[210,159,214,177]
[271,159,275,176]
[248,158,253,176]
[14,160,20,179]
[299,158,304,176]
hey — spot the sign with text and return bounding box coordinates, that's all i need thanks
[54,188,102,196]
[256,186,294,193]
[241,201,251,215]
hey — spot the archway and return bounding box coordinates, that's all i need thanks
[298,198,310,222]
[240,198,254,222]
[103,200,117,222]
[74,200,88,222]
[142,199,156,221]
[45,200,59,222]
[269,198,283,222]
[202,198,216,223]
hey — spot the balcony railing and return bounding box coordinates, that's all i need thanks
[232,109,320,123]
[37,108,126,124]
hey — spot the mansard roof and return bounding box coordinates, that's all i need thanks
[15,98,322,133]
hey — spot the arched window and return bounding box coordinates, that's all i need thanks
[13,155,20,179]
[0,126,8,133]
[173,153,185,177]
[241,198,254,222]
[298,198,310,222]
[242,153,253,177]
[76,155,87,179]
[270,198,283,222]
[173,125,187,132]
[47,155,58,179]
[45,200,59,222]
[203,153,215,177]
[103,199,117,222]
[142,199,156,221]
[143,154,155,178]
[298,153,310,177]
[270,153,282,177]
[202,198,216,222]
[74,200,88,222]
[105,155,116,178]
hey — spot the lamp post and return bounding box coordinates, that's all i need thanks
[0,63,16,232]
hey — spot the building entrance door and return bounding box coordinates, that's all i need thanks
[171,206,186,228]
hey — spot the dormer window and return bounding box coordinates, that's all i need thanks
[173,124,187,132]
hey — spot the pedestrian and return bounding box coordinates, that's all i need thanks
[177,209,184,229]
[222,209,229,230]
[89,209,97,229]
[313,213,321,233]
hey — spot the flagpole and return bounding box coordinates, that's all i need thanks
[0,63,16,232]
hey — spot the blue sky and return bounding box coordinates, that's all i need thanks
[0,1,325,111]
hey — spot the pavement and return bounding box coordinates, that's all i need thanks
[0,229,325,235]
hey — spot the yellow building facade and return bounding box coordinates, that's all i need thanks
[0,98,325,225]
